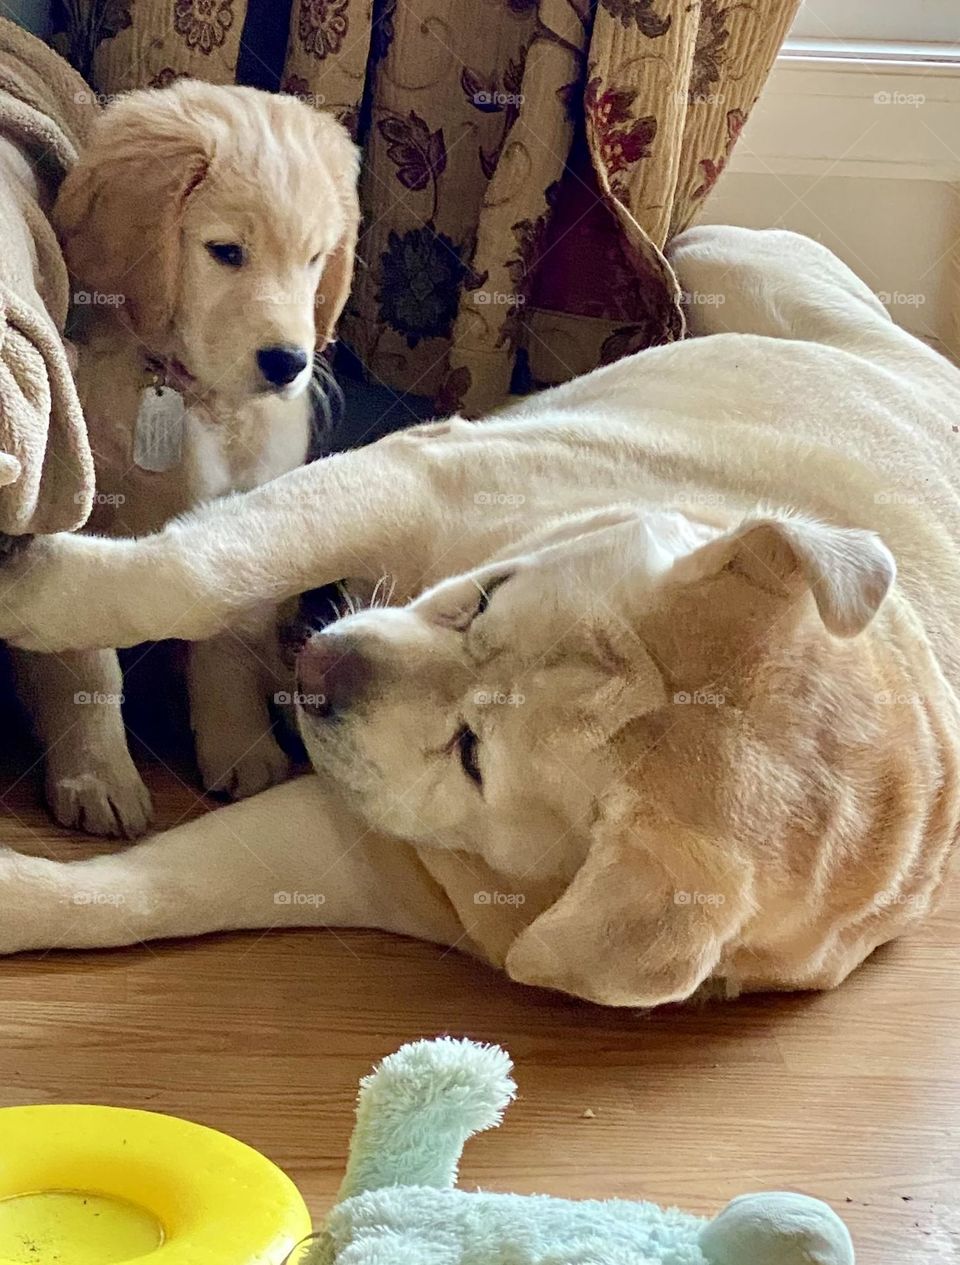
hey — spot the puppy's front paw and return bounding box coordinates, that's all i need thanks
[195,725,291,800]
[47,766,153,839]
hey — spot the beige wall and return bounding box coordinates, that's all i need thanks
[699,56,959,361]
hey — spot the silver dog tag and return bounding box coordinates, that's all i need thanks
[134,386,186,473]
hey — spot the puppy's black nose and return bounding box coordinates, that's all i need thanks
[296,634,371,718]
[257,343,309,387]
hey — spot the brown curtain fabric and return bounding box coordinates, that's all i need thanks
[53,0,800,415]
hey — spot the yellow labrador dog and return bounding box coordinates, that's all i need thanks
[1,226,958,1009]
[12,80,358,836]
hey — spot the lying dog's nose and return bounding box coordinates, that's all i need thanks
[256,343,309,387]
[296,634,370,718]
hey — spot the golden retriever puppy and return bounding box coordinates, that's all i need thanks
[1,226,959,1010]
[12,80,358,836]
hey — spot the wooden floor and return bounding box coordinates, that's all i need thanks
[0,695,958,1263]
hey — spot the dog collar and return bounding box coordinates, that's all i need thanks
[141,354,197,396]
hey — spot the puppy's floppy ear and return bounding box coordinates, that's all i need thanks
[53,87,213,344]
[310,114,360,347]
[681,515,895,638]
[505,796,753,1008]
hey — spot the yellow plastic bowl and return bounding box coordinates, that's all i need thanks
[0,1105,311,1264]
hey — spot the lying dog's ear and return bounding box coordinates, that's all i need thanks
[54,86,212,345]
[678,515,895,638]
[505,794,753,1007]
[309,114,360,348]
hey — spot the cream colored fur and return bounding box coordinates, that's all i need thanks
[12,79,358,835]
[1,227,958,1009]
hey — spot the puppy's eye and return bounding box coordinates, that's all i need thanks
[206,242,245,268]
[455,725,483,788]
[309,251,322,266]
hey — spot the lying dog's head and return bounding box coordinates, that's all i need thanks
[292,509,951,1008]
[54,80,359,401]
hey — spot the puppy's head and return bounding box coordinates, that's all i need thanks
[296,509,902,1006]
[54,80,359,401]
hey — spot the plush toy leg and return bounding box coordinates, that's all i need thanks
[699,1192,855,1265]
[335,1038,516,1201]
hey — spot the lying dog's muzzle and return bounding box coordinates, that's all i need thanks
[296,632,371,719]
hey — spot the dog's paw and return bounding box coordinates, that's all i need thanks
[196,727,291,800]
[46,766,153,839]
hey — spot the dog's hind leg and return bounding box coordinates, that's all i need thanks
[0,776,461,955]
[668,225,892,346]
[10,647,152,838]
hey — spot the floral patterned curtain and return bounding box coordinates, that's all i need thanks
[52,0,800,415]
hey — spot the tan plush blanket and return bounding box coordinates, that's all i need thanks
[0,17,96,536]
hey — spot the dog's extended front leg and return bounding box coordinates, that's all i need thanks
[0,776,462,955]
[0,434,456,653]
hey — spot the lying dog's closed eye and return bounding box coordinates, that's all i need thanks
[11,80,359,837]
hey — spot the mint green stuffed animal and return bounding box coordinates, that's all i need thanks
[304,1038,855,1265]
